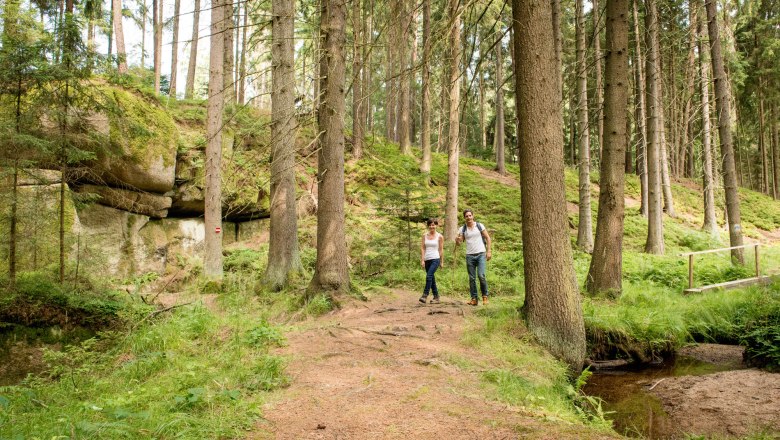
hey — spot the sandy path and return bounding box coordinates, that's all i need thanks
[652,368,780,438]
[252,289,616,440]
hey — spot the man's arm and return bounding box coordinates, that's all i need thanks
[482,229,492,260]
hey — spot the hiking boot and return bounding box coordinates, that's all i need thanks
[482,295,488,305]
[419,297,427,304]
[430,297,440,304]
[467,298,478,306]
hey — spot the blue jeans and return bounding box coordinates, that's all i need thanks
[423,258,440,298]
[466,253,488,299]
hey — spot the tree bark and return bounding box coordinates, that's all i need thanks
[443,0,461,242]
[204,0,225,281]
[238,2,248,104]
[385,1,398,142]
[593,0,604,163]
[223,0,235,106]
[153,0,162,94]
[494,29,506,175]
[169,0,181,97]
[552,0,562,98]
[113,0,127,73]
[352,0,363,158]
[698,10,717,236]
[633,0,647,217]
[512,0,586,373]
[772,104,779,199]
[266,0,302,290]
[185,0,200,99]
[759,91,768,194]
[309,0,350,294]
[680,3,698,179]
[419,0,432,178]
[586,0,628,295]
[398,0,411,153]
[644,0,664,254]
[705,0,743,263]
[576,0,593,252]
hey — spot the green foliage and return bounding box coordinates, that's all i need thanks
[740,303,780,370]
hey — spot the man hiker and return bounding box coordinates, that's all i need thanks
[455,209,492,305]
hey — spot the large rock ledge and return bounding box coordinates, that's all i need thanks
[75,184,172,218]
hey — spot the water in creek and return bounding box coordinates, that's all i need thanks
[583,355,739,439]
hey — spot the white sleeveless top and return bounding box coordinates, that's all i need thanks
[423,233,441,261]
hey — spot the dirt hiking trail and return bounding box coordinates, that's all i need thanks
[251,289,616,440]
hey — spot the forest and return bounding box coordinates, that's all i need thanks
[0,0,779,437]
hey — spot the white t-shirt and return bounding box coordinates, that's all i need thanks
[462,224,487,255]
[423,233,441,261]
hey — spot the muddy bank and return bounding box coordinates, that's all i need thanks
[651,368,780,438]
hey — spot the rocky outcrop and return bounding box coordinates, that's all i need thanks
[74,184,172,218]
[87,87,179,193]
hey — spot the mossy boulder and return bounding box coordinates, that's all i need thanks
[87,86,179,193]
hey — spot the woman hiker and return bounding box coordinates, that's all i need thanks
[419,218,444,304]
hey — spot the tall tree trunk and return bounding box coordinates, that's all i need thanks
[659,102,676,217]
[419,0,432,178]
[494,29,506,175]
[309,0,350,293]
[479,71,486,152]
[408,10,419,143]
[362,0,371,134]
[108,0,113,55]
[185,0,200,99]
[398,0,411,153]
[223,0,235,105]
[266,0,302,290]
[705,0,743,263]
[8,162,18,290]
[238,2,248,104]
[153,0,162,94]
[772,104,779,199]
[593,0,604,163]
[633,0,647,217]
[587,0,628,295]
[170,0,181,97]
[759,91,768,194]
[512,0,586,373]
[680,3,698,179]
[385,2,398,142]
[141,1,147,69]
[576,0,593,252]
[113,0,127,73]
[204,0,225,281]
[352,0,364,158]
[698,10,717,236]
[644,0,664,254]
[443,0,461,242]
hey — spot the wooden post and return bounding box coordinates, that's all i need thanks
[688,254,694,288]
[755,244,760,278]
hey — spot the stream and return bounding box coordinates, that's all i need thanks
[583,352,743,439]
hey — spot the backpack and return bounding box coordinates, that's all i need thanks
[461,222,487,246]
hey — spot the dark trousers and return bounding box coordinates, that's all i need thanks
[423,258,440,298]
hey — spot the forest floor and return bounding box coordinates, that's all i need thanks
[249,288,619,440]
[245,288,780,440]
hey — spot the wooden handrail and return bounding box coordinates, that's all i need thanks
[682,243,761,289]
[680,243,759,257]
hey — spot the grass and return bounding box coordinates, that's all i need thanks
[0,265,294,439]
